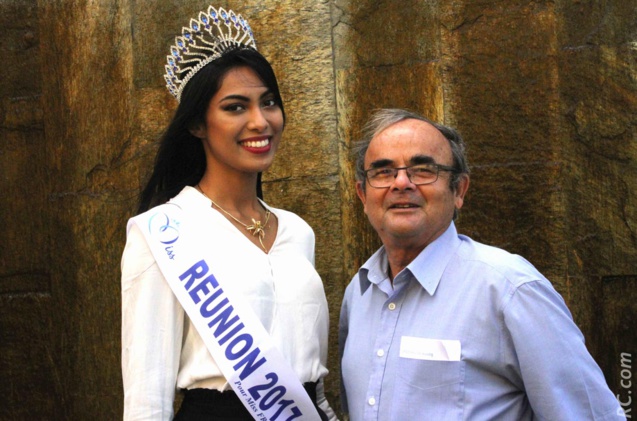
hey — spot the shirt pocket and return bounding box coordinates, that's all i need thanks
[391,359,465,420]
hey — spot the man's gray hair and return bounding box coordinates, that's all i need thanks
[353,108,470,192]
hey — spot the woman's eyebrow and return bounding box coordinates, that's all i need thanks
[218,94,250,102]
[219,90,273,102]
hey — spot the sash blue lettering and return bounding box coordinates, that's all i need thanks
[178,261,269,384]
[189,274,219,303]
[208,304,241,339]
[269,399,294,420]
[218,322,245,345]
[234,347,267,380]
[200,289,224,317]
[226,333,253,360]
[206,298,231,322]
[179,259,210,290]
[259,386,286,410]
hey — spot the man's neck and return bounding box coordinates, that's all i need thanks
[382,224,452,281]
[385,246,424,282]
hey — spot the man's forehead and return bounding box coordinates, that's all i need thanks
[366,119,451,161]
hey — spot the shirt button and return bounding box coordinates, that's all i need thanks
[368,397,376,406]
[388,302,396,310]
[377,349,385,357]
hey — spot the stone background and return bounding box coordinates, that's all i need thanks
[0,0,635,419]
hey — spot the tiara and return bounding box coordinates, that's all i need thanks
[164,5,257,102]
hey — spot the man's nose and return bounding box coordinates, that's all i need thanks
[391,168,414,190]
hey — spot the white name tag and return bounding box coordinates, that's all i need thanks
[399,336,461,361]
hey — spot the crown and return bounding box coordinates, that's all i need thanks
[164,5,257,102]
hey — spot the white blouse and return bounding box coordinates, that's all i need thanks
[122,186,334,420]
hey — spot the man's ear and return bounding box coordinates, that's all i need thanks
[355,181,367,208]
[189,123,206,139]
[454,174,470,210]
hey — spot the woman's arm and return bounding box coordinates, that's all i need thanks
[121,223,184,421]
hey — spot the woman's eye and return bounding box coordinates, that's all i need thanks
[262,98,277,107]
[223,104,245,112]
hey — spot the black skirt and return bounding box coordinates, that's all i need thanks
[174,382,329,421]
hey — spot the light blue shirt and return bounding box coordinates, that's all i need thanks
[339,222,624,420]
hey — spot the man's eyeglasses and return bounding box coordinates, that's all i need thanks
[364,163,457,188]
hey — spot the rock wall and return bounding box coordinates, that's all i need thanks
[334,0,636,408]
[0,0,634,419]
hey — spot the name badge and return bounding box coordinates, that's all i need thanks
[399,336,461,361]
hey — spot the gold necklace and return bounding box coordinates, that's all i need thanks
[197,184,271,252]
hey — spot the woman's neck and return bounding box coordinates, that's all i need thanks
[197,171,261,211]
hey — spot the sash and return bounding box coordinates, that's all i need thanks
[130,202,321,421]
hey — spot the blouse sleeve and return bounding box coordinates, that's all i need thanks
[295,215,316,266]
[121,222,184,421]
[299,219,338,419]
[316,378,339,421]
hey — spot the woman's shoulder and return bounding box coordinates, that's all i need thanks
[265,205,316,259]
[133,186,202,218]
[265,204,312,231]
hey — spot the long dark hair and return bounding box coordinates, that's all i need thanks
[137,47,285,214]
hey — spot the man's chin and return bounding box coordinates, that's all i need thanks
[381,224,424,242]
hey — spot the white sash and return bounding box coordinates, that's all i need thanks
[130,202,321,420]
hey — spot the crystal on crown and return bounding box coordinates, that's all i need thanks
[163,5,257,102]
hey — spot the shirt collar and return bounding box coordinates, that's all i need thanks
[358,222,461,296]
[356,246,384,293]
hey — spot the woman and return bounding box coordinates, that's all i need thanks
[121,6,335,420]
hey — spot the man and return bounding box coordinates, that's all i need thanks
[339,108,624,420]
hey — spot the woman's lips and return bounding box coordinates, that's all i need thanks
[240,137,271,153]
